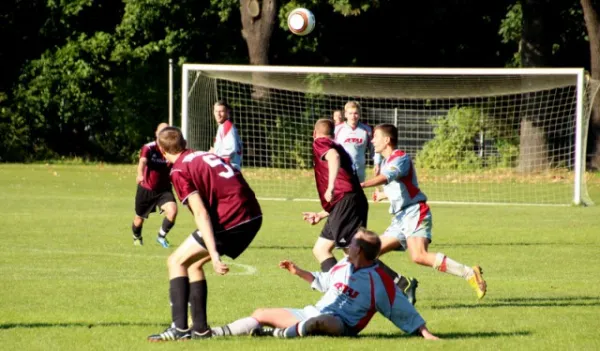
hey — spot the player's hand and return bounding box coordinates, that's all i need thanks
[324,186,334,202]
[279,260,298,275]
[373,189,385,202]
[212,259,229,275]
[302,212,321,225]
[136,175,144,184]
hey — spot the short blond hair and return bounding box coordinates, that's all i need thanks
[344,101,361,113]
[314,118,334,137]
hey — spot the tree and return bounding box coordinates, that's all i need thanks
[517,0,553,172]
[581,0,600,169]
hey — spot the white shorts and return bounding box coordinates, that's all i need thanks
[382,202,432,250]
[284,305,322,321]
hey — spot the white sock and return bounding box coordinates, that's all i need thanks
[433,253,473,279]
[212,317,259,336]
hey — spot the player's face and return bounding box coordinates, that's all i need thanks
[345,108,359,127]
[213,105,229,124]
[333,111,343,124]
[372,129,387,153]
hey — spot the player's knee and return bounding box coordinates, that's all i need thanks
[251,308,267,322]
[167,252,184,268]
[165,202,177,219]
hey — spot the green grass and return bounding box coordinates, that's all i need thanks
[1,163,599,350]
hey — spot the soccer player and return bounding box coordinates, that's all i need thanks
[334,101,381,181]
[302,119,417,304]
[332,109,344,126]
[361,123,487,299]
[209,100,242,170]
[131,122,177,248]
[210,228,439,340]
[147,126,262,341]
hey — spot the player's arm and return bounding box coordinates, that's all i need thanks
[361,174,387,188]
[279,260,315,283]
[186,193,228,275]
[136,156,147,184]
[324,148,340,202]
[376,284,427,335]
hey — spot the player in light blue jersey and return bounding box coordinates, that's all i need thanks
[209,228,439,340]
[334,101,382,182]
[361,124,487,300]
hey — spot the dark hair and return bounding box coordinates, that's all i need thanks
[355,227,381,260]
[214,100,231,110]
[157,127,187,154]
[374,123,398,148]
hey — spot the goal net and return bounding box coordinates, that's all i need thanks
[182,65,598,206]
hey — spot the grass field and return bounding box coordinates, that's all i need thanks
[1,163,599,351]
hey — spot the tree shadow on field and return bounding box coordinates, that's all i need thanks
[0,321,165,330]
[431,296,600,310]
[362,330,531,339]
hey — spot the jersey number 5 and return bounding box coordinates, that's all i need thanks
[203,154,235,179]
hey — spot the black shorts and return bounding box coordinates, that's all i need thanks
[192,216,262,259]
[134,184,176,219]
[320,192,369,248]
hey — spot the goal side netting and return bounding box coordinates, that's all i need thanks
[182,65,598,206]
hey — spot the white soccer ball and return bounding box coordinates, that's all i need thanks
[287,8,316,36]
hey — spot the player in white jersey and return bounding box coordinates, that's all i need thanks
[361,124,487,300]
[334,101,382,182]
[209,228,439,340]
[209,100,242,170]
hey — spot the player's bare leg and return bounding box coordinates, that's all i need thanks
[157,201,177,248]
[312,237,337,272]
[132,215,144,246]
[407,236,486,299]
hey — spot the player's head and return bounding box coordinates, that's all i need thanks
[372,123,398,153]
[344,101,361,127]
[157,126,187,156]
[155,122,169,139]
[213,100,231,124]
[332,110,343,125]
[313,118,334,139]
[349,227,381,263]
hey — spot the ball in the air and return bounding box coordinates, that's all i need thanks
[287,8,315,36]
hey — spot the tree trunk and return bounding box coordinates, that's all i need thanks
[518,0,552,172]
[581,0,600,170]
[240,0,277,99]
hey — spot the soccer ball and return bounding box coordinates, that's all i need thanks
[287,8,315,36]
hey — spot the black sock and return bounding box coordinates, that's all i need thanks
[320,257,338,272]
[159,218,175,238]
[169,277,190,329]
[190,280,209,333]
[132,223,142,238]
[376,260,410,291]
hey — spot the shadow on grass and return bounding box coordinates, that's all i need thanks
[361,330,531,339]
[0,322,164,330]
[431,296,600,309]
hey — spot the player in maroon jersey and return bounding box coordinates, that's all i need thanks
[148,126,262,342]
[131,122,177,248]
[302,119,418,304]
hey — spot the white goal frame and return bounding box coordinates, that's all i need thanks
[181,64,589,206]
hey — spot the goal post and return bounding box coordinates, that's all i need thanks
[181,64,598,206]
